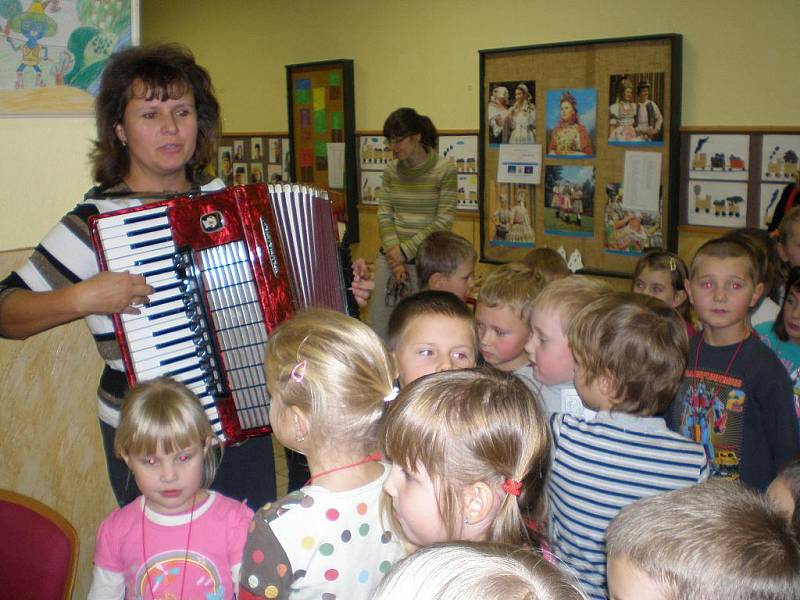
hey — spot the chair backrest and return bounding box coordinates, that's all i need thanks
[0,489,79,600]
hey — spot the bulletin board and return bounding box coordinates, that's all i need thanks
[286,59,359,239]
[479,34,682,277]
[679,127,800,232]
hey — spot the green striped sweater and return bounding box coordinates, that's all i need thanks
[377,149,458,259]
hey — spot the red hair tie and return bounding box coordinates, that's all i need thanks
[503,478,522,497]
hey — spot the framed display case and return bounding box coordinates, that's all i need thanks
[479,34,682,277]
[679,127,800,232]
[286,59,359,239]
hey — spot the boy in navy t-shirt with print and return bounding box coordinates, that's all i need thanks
[666,237,799,491]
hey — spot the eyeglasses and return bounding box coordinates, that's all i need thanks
[385,275,411,307]
[386,136,408,146]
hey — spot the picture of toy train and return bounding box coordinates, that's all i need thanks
[692,152,746,171]
[693,184,744,217]
[765,149,799,178]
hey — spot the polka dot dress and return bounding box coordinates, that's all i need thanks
[238,464,406,599]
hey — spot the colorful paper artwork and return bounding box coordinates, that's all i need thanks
[686,180,748,228]
[689,134,749,181]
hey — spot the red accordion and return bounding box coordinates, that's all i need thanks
[89,183,346,443]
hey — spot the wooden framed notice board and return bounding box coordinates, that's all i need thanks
[286,59,359,240]
[479,34,682,276]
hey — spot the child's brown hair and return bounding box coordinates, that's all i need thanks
[386,290,478,352]
[607,479,800,600]
[520,247,570,283]
[416,231,477,289]
[632,249,690,317]
[568,292,688,415]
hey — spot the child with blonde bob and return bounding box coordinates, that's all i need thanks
[381,367,551,552]
[606,479,800,600]
[373,541,588,600]
[238,310,405,600]
[89,378,253,600]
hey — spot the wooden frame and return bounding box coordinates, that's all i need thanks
[0,489,79,599]
[479,34,682,277]
[286,59,359,240]
[679,126,800,232]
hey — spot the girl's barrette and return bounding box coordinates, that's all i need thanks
[383,385,399,403]
[502,478,523,497]
[668,257,677,272]
[291,360,307,383]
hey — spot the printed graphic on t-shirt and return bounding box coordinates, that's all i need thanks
[677,368,744,480]
[134,549,224,600]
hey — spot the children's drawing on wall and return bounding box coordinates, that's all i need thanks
[218,146,233,186]
[687,180,748,227]
[360,170,384,205]
[486,181,534,247]
[250,137,262,161]
[486,80,536,146]
[762,135,800,182]
[268,138,280,164]
[233,139,245,162]
[689,134,749,181]
[760,183,786,229]
[604,182,662,254]
[608,72,665,145]
[439,135,478,173]
[546,88,596,158]
[0,0,135,114]
[281,138,291,182]
[544,165,595,236]
[267,163,283,184]
[233,163,248,186]
[457,173,478,210]
[359,135,391,170]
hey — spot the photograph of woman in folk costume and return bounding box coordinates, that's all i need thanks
[546,89,595,157]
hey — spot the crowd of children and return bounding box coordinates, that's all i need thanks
[89,219,800,599]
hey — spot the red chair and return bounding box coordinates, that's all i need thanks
[0,489,79,600]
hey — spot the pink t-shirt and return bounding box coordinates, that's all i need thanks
[94,491,253,600]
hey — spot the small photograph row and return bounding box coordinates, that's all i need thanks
[486,72,665,156]
[217,136,291,187]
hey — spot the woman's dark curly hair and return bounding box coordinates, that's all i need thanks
[91,43,220,189]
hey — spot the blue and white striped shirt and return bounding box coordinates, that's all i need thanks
[548,412,708,599]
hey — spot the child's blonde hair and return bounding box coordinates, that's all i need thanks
[265,309,395,455]
[477,263,545,319]
[632,249,690,316]
[532,276,613,334]
[373,541,588,600]
[381,367,551,547]
[521,247,571,283]
[607,479,800,600]
[568,292,688,415]
[115,377,219,488]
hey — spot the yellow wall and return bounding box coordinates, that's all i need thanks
[141,0,800,131]
[1,1,797,252]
